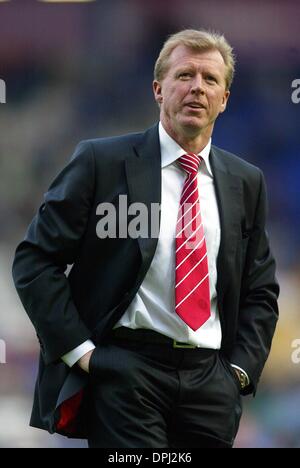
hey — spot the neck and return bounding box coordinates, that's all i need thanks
[161,120,213,154]
[173,133,210,154]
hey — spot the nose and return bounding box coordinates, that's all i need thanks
[191,74,204,95]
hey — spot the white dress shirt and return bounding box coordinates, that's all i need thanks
[62,123,250,384]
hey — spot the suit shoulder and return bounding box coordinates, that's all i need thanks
[72,131,146,166]
[79,131,144,153]
[212,145,263,179]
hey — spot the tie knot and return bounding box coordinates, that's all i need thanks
[178,153,201,174]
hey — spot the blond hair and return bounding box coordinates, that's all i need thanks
[154,29,235,90]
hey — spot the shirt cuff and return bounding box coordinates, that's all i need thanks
[61,340,96,367]
[230,364,250,386]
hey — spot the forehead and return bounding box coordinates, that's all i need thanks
[167,45,226,74]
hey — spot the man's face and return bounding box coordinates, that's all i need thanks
[153,45,230,140]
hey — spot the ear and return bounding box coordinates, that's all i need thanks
[153,80,163,105]
[220,89,230,113]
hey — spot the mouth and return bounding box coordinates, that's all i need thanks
[185,102,206,110]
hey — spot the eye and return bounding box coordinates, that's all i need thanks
[206,75,217,83]
[178,72,192,80]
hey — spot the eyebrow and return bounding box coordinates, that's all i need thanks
[174,65,195,75]
[175,65,221,79]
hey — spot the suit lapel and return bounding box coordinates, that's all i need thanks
[125,124,162,270]
[210,146,242,305]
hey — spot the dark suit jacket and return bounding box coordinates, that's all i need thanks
[12,124,279,438]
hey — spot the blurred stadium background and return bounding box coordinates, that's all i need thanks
[0,0,300,448]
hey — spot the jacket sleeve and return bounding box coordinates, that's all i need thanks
[230,171,279,395]
[12,141,95,365]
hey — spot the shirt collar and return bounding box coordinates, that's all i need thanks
[158,122,213,176]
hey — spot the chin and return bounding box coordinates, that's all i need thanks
[180,119,204,134]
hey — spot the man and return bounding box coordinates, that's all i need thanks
[12,29,279,448]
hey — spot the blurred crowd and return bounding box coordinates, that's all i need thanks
[0,0,300,448]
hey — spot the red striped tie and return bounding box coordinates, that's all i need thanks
[175,153,211,331]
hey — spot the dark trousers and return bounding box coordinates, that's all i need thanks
[87,337,242,448]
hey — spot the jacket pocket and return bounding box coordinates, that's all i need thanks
[220,355,241,393]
